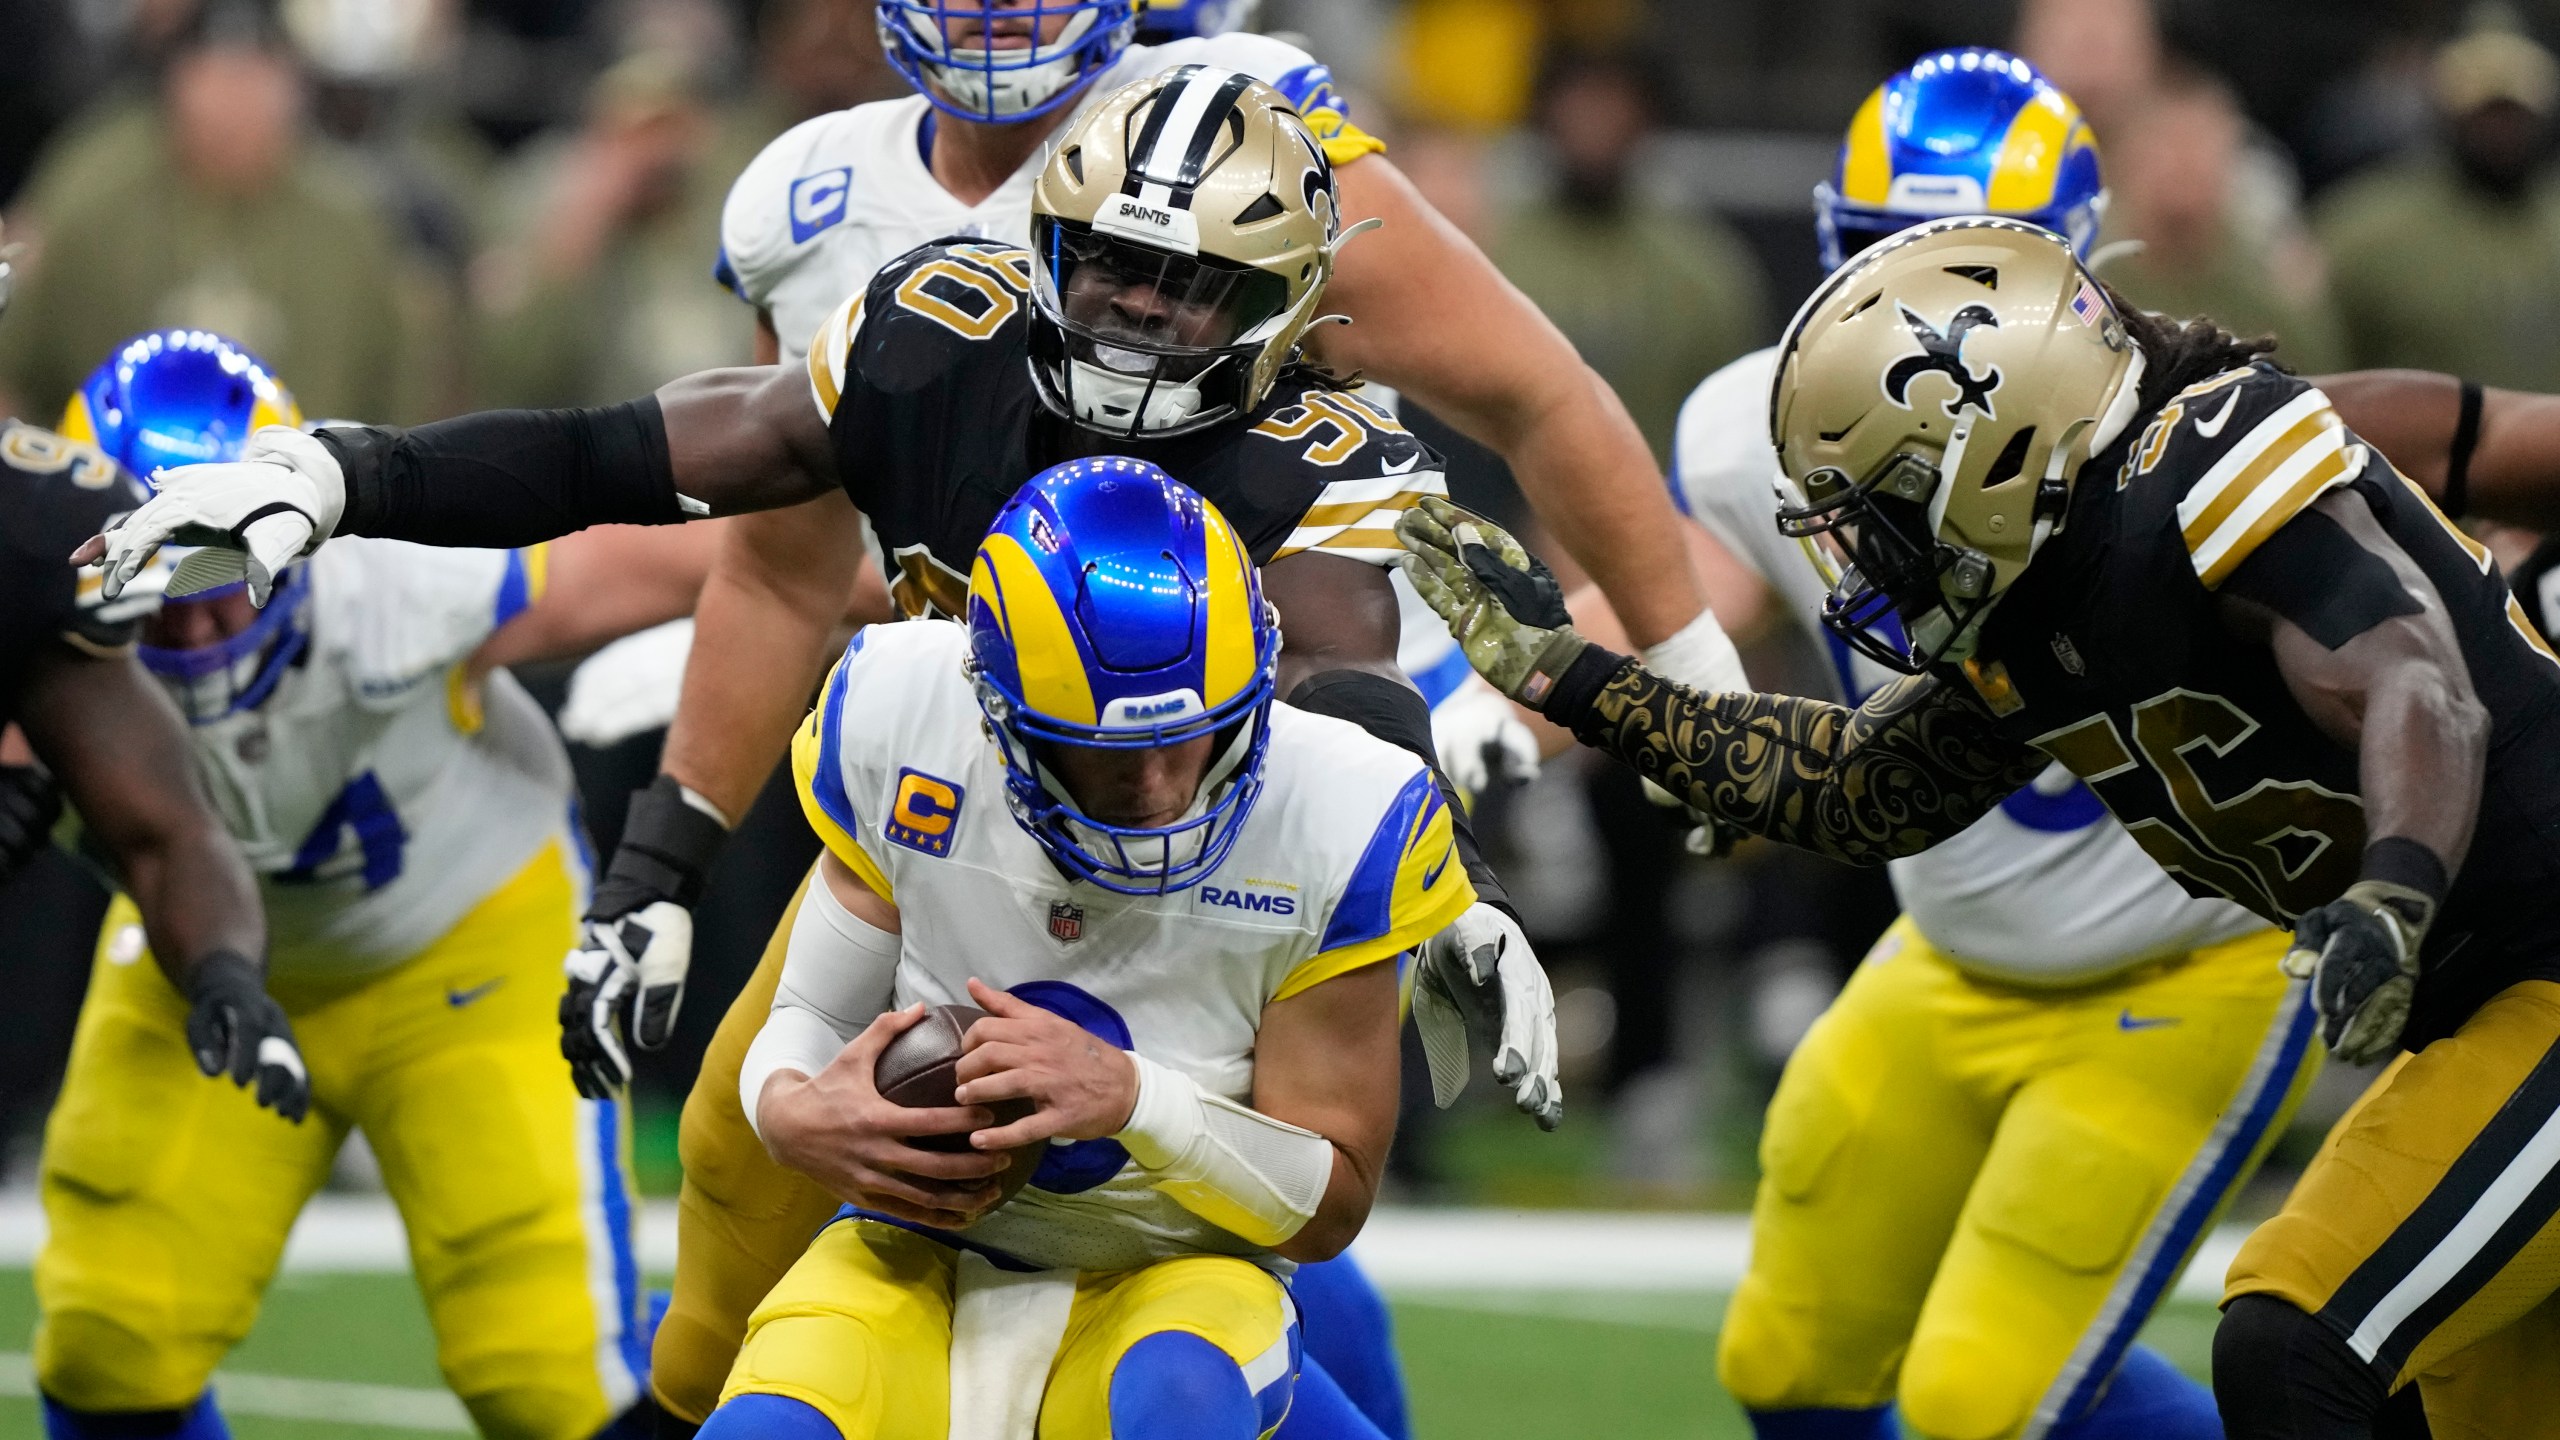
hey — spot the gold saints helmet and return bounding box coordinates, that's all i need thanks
[1028,65,1375,438]
[1769,215,2145,673]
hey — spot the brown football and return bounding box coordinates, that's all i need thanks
[873,1003,1042,1213]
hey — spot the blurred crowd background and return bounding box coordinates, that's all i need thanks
[4,0,2559,1210]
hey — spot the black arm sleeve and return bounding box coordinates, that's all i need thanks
[1285,669,1516,920]
[320,396,683,546]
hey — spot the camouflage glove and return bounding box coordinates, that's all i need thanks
[2282,879,2435,1065]
[1395,498,1589,709]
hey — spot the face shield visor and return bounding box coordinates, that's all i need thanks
[1778,452,1997,675]
[1028,215,1293,439]
[969,638,1277,896]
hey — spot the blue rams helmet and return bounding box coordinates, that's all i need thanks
[1134,0,1257,42]
[1814,48,2105,273]
[62,330,312,724]
[966,456,1280,896]
[878,0,1136,124]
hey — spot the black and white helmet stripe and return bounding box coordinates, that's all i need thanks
[1122,65,1257,210]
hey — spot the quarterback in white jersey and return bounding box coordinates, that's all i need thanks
[1650,53,2314,1440]
[707,460,1462,1440]
[37,333,694,1440]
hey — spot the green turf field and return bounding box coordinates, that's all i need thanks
[0,1268,2225,1439]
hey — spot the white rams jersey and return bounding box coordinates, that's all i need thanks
[1672,348,2265,983]
[715,34,1382,366]
[182,539,580,977]
[790,621,1470,1271]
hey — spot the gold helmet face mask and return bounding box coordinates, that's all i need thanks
[1027,65,1377,439]
[1770,216,2146,674]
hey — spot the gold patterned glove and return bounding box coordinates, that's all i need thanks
[1396,497,1589,708]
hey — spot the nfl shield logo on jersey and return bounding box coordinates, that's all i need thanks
[1048,902,1085,943]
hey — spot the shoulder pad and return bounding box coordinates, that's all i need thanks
[817,241,1034,416]
[0,423,151,648]
[2116,365,2364,589]
[1247,384,1447,565]
[718,109,878,309]
[310,539,516,698]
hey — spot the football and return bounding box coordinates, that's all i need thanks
[873,1003,1043,1210]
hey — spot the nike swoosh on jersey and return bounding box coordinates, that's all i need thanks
[2194,389,2244,438]
[2117,1008,2180,1031]
[447,978,507,1008]
[1422,850,1451,890]
[1379,454,1420,476]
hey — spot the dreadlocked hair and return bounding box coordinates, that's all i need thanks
[2097,281,2281,415]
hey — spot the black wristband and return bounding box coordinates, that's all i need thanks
[186,947,265,1002]
[2362,836,2452,904]
[1286,668,1517,920]
[594,775,731,917]
[2444,380,2483,519]
[324,395,681,546]
[1544,644,1634,735]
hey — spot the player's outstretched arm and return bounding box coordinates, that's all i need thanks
[77,362,840,606]
[1398,498,2047,866]
[1261,550,1563,1128]
[2221,488,2489,1062]
[2318,369,2560,531]
[17,648,311,1121]
[1320,158,1718,659]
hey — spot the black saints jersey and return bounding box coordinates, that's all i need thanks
[0,421,148,730]
[1966,362,2560,1045]
[803,239,1445,619]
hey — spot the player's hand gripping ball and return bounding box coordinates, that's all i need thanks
[875,1002,1044,1214]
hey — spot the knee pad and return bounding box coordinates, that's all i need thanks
[2212,1294,2386,1440]
[42,1392,227,1440]
[1740,1406,1896,1440]
[2047,1345,2218,1440]
[1278,1358,1388,1440]
[696,1394,842,1440]
[1110,1331,1259,1440]
[1898,1329,2040,1440]
[1289,1259,1408,1440]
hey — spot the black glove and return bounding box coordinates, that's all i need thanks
[2283,878,2436,1064]
[562,776,729,1098]
[186,950,310,1122]
[0,762,62,881]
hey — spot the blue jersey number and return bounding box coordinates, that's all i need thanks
[283,772,408,891]
[1012,980,1135,1195]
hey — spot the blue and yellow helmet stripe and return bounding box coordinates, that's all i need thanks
[1818,47,2105,271]
[966,456,1281,895]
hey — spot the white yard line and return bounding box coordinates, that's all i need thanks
[0,1352,471,1432]
[0,1195,2254,1304]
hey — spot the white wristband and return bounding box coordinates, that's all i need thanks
[741,874,903,1142]
[1115,1052,1334,1249]
[741,1006,847,1144]
[1640,606,1749,694]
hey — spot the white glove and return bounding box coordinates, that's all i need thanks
[561,899,695,1098]
[1411,902,1562,1129]
[95,426,345,606]
[1429,678,1541,800]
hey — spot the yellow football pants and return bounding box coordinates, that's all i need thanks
[719,1217,1297,1440]
[1717,917,2318,1440]
[2228,978,2560,1440]
[653,871,841,1424]
[37,842,649,1439]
